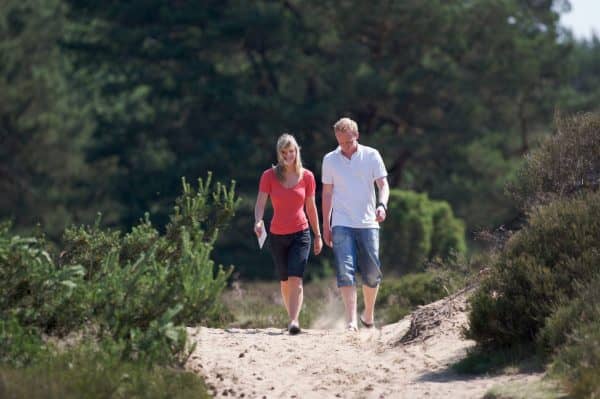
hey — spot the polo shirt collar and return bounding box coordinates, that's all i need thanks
[336,143,363,158]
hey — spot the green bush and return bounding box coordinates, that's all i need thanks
[0,317,47,368]
[73,176,236,363]
[550,320,600,399]
[466,190,600,348]
[0,222,89,334]
[380,189,466,274]
[537,275,600,398]
[430,201,467,258]
[508,112,600,208]
[538,275,600,354]
[0,174,238,366]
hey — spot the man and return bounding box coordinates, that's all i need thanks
[322,117,389,331]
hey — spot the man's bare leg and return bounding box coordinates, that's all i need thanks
[361,284,379,325]
[340,286,357,328]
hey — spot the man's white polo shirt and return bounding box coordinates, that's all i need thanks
[322,144,387,229]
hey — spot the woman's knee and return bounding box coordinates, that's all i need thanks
[288,276,303,286]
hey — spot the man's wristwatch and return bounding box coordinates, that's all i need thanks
[376,202,387,212]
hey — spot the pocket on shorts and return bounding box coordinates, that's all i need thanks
[332,227,349,246]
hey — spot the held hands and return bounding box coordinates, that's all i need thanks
[254,220,264,237]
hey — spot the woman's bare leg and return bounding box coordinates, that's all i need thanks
[287,277,303,324]
[280,280,290,317]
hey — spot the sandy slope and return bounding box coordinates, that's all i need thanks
[185,287,543,398]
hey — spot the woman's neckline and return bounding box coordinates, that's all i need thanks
[278,169,304,189]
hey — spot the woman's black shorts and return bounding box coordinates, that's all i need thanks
[269,228,311,281]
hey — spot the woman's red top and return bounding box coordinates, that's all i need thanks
[259,168,316,235]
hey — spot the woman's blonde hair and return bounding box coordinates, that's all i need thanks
[274,133,303,182]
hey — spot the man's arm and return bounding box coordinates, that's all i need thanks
[322,183,334,247]
[375,177,389,223]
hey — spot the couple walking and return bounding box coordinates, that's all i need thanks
[254,117,390,335]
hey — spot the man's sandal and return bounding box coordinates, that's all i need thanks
[360,316,374,329]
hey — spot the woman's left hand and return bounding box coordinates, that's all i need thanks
[313,235,323,255]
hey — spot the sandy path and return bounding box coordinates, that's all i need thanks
[185,289,543,398]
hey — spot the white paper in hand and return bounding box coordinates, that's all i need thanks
[257,227,267,249]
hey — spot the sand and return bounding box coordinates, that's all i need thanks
[185,287,544,398]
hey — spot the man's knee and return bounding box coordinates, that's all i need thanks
[362,270,382,288]
[337,276,355,288]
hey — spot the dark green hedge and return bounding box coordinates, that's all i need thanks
[380,189,466,274]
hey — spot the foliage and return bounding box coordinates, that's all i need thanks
[560,36,600,114]
[0,175,237,369]
[3,0,599,277]
[466,190,600,347]
[0,222,89,334]
[549,319,600,399]
[508,112,600,208]
[0,317,47,368]
[0,0,574,275]
[467,111,600,351]
[464,112,600,397]
[538,275,600,354]
[0,0,111,237]
[0,340,210,399]
[538,275,600,398]
[380,189,466,274]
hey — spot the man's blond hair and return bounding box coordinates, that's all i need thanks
[333,117,359,135]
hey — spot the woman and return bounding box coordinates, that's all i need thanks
[254,133,322,335]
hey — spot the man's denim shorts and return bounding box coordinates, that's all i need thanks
[332,226,382,288]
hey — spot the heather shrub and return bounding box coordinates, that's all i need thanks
[466,190,600,347]
[538,275,600,398]
[538,275,600,353]
[381,189,466,274]
[550,319,600,399]
[508,112,600,208]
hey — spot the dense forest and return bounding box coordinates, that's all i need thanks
[2,0,599,278]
